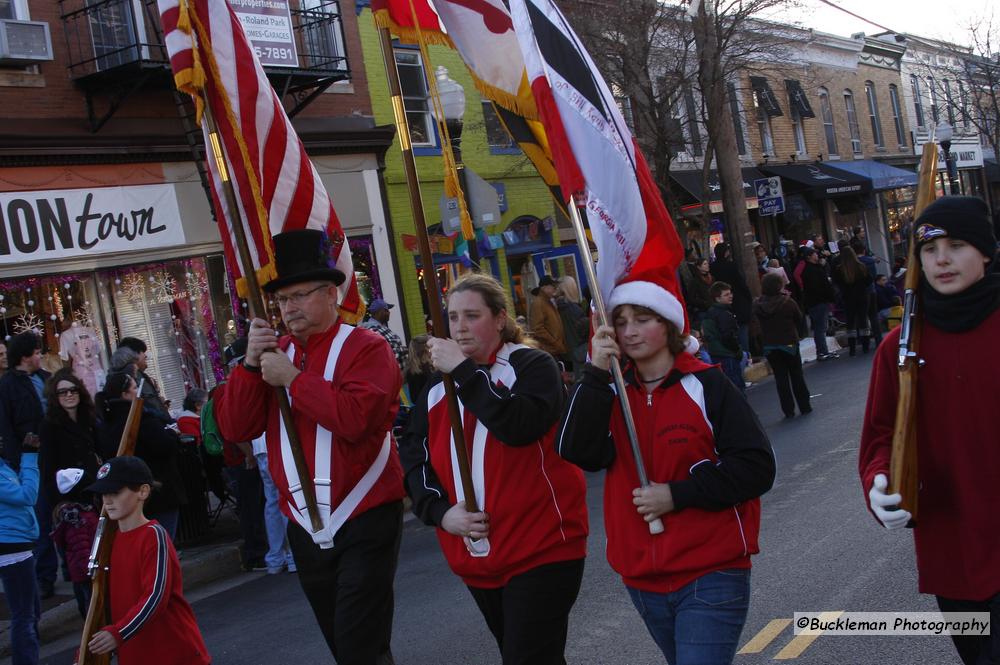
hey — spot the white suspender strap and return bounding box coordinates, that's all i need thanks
[313,324,354,527]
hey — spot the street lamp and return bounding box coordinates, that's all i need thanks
[430,66,480,269]
[936,121,960,195]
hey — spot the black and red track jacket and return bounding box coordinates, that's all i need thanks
[400,342,588,589]
[558,353,775,593]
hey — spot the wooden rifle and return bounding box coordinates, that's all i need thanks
[890,143,938,520]
[77,381,145,665]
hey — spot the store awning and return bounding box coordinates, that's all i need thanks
[670,167,768,209]
[985,158,1000,184]
[822,160,917,191]
[759,163,871,198]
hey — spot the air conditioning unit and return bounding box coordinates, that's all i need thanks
[0,19,54,65]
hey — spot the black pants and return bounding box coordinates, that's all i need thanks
[766,349,811,417]
[287,501,403,665]
[226,466,267,566]
[468,558,585,665]
[936,593,1000,665]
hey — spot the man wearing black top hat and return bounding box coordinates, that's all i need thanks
[212,229,405,665]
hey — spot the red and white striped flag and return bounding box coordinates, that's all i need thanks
[157,0,363,322]
[509,0,685,310]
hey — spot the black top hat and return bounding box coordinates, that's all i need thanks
[531,275,560,296]
[87,456,154,494]
[263,229,347,293]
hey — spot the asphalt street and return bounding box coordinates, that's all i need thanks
[44,353,962,665]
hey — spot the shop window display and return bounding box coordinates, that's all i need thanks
[0,255,233,411]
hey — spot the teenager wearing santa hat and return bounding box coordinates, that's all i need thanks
[860,196,999,665]
[557,259,775,664]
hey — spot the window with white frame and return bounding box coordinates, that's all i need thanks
[864,82,884,148]
[0,0,27,19]
[791,107,807,155]
[754,91,775,157]
[889,84,906,147]
[943,79,956,126]
[394,49,436,147]
[819,88,838,156]
[910,75,925,128]
[844,89,862,155]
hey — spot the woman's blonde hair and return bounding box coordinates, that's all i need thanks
[558,275,581,303]
[405,334,432,376]
[448,273,528,345]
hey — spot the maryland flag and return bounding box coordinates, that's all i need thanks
[157,0,364,322]
[509,0,685,308]
[372,0,537,118]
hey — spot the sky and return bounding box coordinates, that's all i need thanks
[758,0,996,46]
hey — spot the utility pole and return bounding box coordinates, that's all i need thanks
[690,0,761,297]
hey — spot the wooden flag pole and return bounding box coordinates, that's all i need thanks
[375,25,486,553]
[566,200,664,535]
[203,108,323,535]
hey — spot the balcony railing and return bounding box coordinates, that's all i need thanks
[60,0,350,85]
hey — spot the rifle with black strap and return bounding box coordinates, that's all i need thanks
[77,381,145,665]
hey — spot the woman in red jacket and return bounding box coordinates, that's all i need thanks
[400,273,588,665]
[558,269,775,665]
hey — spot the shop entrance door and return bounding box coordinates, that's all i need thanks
[531,246,587,295]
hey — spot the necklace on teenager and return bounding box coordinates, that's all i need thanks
[640,373,668,383]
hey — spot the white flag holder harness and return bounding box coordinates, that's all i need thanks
[278,324,392,549]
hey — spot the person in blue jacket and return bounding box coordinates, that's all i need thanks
[0,430,41,665]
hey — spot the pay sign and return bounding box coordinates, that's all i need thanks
[755,176,784,216]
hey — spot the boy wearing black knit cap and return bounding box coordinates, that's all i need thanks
[859,196,999,665]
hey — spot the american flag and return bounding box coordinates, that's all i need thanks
[157,0,363,322]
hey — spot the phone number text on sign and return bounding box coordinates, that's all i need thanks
[233,0,299,68]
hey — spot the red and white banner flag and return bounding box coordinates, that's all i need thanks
[509,0,683,305]
[157,0,363,322]
[372,0,536,118]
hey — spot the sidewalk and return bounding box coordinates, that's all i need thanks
[0,513,244,657]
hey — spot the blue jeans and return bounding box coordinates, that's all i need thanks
[0,556,41,665]
[807,304,830,356]
[33,494,57,589]
[715,356,745,393]
[627,568,751,665]
[256,452,294,571]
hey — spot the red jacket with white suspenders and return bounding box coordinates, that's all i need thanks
[214,321,404,547]
[401,343,588,588]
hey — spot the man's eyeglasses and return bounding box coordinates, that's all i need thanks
[274,284,330,308]
[56,387,80,397]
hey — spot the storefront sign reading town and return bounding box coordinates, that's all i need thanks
[0,184,186,264]
[230,0,299,67]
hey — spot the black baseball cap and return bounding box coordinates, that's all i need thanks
[87,456,154,494]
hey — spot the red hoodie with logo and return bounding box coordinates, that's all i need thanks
[558,354,775,593]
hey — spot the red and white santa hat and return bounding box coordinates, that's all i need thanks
[606,263,700,355]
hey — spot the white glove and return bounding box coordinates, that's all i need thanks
[869,473,911,530]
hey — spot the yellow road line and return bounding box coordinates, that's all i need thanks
[774,610,844,660]
[738,618,792,654]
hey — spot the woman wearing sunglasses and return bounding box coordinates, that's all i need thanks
[39,369,101,507]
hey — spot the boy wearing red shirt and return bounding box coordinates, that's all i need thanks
[85,456,210,664]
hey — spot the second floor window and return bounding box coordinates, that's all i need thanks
[791,108,807,155]
[910,75,925,129]
[727,82,747,156]
[928,77,939,124]
[754,91,775,157]
[943,79,956,126]
[959,82,970,128]
[394,49,435,147]
[844,89,862,155]
[683,85,703,157]
[865,82,884,148]
[819,88,838,156]
[889,84,906,147]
